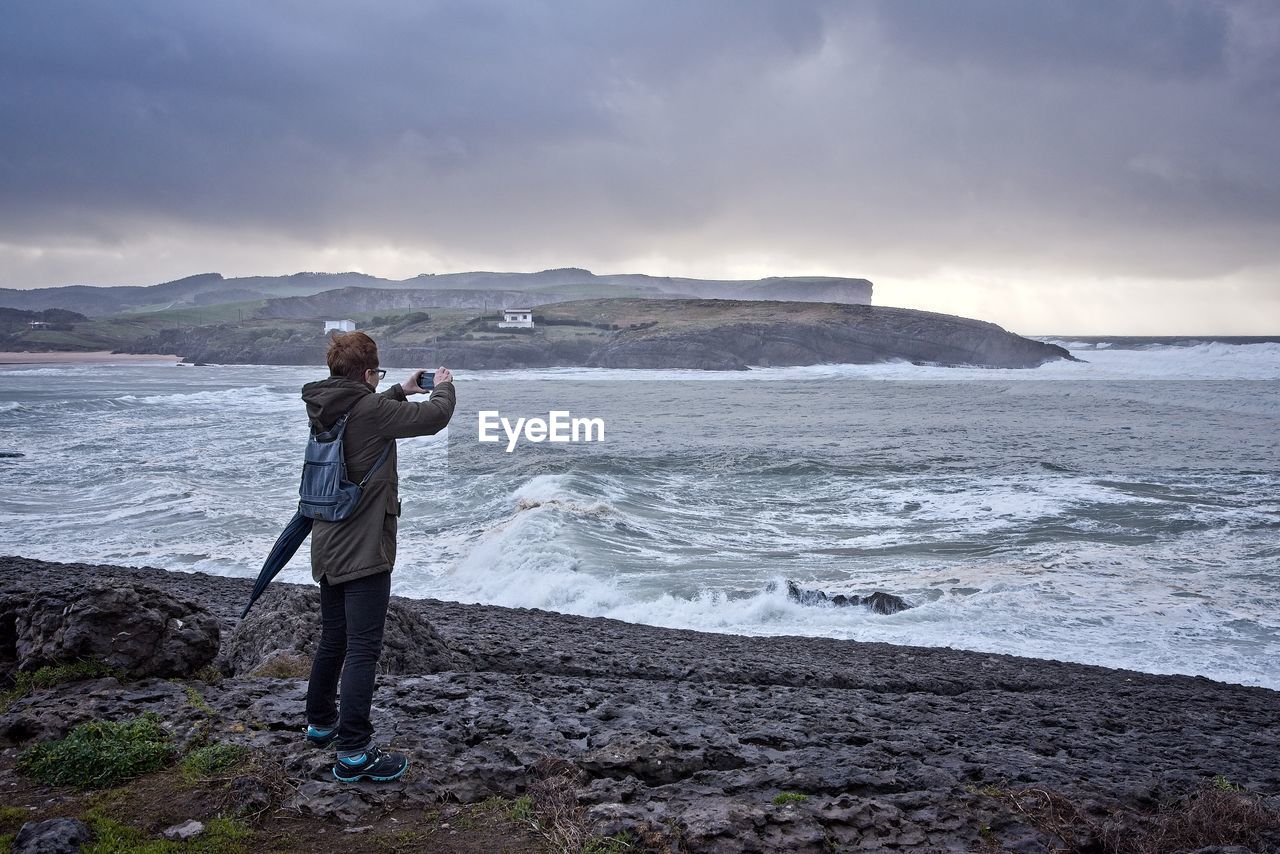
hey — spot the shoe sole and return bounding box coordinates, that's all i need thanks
[332,762,409,783]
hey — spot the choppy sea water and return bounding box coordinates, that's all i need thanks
[1,341,1278,689]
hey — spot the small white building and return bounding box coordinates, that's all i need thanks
[28,320,49,329]
[323,319,356,334]
[498,308,534,329]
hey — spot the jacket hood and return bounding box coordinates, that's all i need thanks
[301,377,373,430]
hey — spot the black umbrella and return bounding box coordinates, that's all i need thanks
[242,509,313,618]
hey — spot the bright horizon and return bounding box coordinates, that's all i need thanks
[4,262,1275,338]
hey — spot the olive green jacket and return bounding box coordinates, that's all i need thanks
[299,377,456,585]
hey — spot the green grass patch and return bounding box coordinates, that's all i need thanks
[24,660,116,688]
[12,329,102,349]
[18,713,175,789]
[582,832,638,854]
[191,665,224,685]
[772,791,809,806]
[482,794,537,825]
[0,805,31,833]
[1213,774,1245,792]
[183,686,214,716]
[966,783,1009,798]
[508,794,535,824]
[1,659,117,712]
[126,301,267,325]
[180,743,248,783]
[84,814,251,854]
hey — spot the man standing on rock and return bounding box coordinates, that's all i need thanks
[300,331,455,782]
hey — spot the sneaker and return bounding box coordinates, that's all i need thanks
[305,725,338,748]
[332,745,409,783]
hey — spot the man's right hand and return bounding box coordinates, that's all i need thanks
[433,367,453,386]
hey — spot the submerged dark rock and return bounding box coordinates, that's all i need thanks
[785,580,913,614]
[2,556,1278,853]
[861,591,912,615]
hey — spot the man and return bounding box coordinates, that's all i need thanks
[299,331,455,782]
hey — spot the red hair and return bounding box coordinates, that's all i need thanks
[326,331,379,381]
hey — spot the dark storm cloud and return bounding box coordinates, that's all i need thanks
[0,0,1277,308]
[0,0,835,246]
[870,0,1230,79]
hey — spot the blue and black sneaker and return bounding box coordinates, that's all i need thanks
[305,725,338,748]
[332,745,409,783]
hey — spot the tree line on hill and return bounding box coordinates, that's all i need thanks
[0,307,88,332]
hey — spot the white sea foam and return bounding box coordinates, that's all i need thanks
[375,458,1280,689]
[446,342,1280,384]
[124,384,286,408]
[2,353,1277,690]
[1050,342,1280,380]
[0,367,91,377]
[400,517,1280,688]
[398,478,627,613]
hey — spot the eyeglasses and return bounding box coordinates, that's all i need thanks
[368,368,387,380]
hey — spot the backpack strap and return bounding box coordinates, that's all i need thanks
[311,411,349,442]
[357,439,394,488]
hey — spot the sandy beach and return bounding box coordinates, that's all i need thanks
[0,351,181,365]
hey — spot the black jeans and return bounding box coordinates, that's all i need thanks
[305,571,391,753]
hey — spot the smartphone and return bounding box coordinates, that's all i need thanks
[417,369,434,390]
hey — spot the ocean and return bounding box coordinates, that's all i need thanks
[2,340,1278,689]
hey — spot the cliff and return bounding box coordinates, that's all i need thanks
[255,286,612,318]
[0,269,872,316]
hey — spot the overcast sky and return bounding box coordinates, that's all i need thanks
[2,0,1278,333]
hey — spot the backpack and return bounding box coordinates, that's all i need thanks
[298,401,392,522]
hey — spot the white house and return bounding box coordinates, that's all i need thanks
[498,308,534,329]
[323,319,356,334]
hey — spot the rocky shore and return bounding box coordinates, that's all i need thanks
[3,556,1279,853]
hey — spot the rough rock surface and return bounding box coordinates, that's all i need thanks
[12,817,92,854]
[3,557,1279,853]
[1,579,219,677]
[225,585,471,677]
[160,820,205,841]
